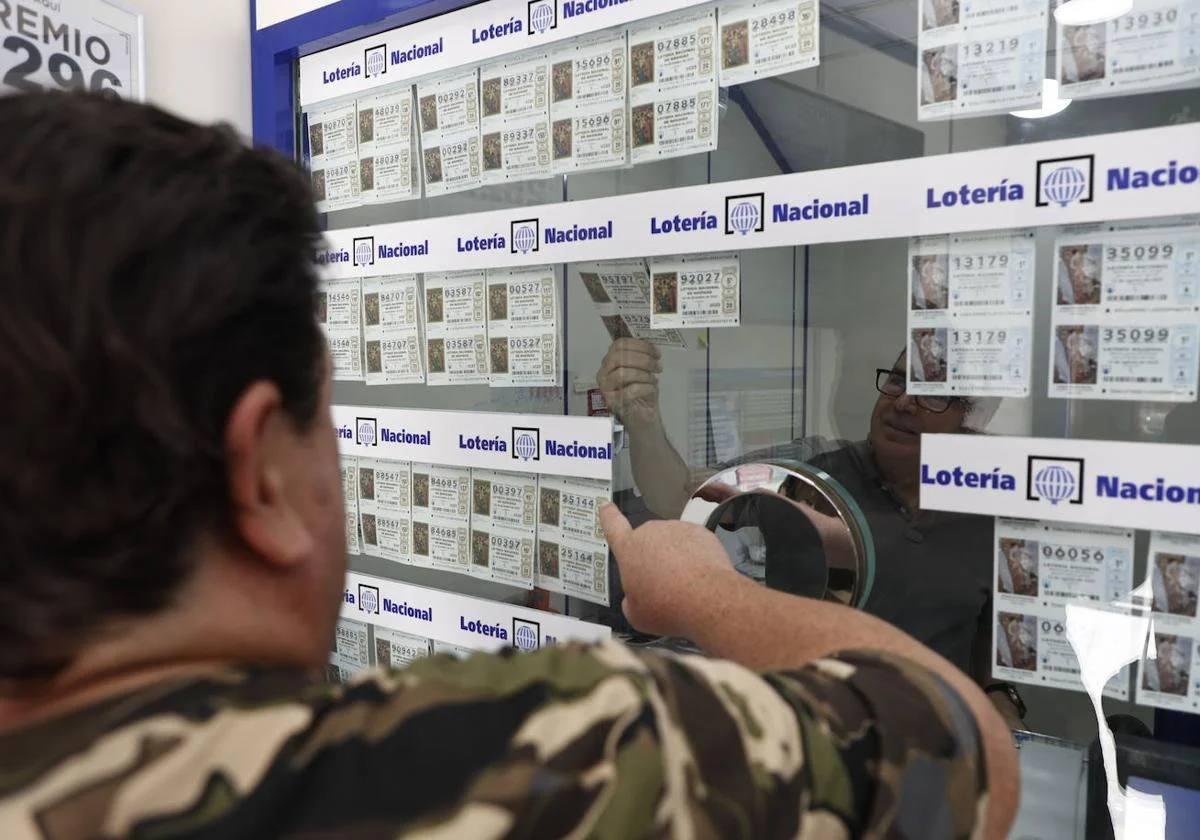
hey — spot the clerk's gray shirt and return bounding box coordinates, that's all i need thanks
[736,438,994,674]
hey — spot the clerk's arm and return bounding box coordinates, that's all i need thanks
[601,504,1019,839]
[596,338,696,518]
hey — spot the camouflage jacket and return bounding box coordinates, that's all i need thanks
[0,643,986,839]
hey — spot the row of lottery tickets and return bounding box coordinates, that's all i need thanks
[918,0,1200,122]
[304,1,820,209]
[906,220,1200,402]
[330,616,475,682]
[339,456,613,607]
[993,519,1200,712]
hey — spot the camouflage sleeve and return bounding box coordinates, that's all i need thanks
[311,641,987,839]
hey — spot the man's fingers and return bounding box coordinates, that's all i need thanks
[599,350,662,381]
[599,503,633,552]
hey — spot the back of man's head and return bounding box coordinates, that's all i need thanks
[0,93,326,681]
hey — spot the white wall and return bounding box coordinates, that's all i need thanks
[133,0,252,136]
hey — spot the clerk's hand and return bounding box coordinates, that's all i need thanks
[600,503,738,638]
[596,338,663,434]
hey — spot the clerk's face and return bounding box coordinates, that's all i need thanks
[869,351,967,468]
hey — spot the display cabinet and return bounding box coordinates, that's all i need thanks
[252,0,1200,834]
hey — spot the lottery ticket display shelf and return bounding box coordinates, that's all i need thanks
[252,0,1200,835]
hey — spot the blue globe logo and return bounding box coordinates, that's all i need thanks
[354,240,373,265]
[515,624,539,651]
[515,433,538,461]
[730,201,759,235]
[366,49,386,77]
[530,2,555,33]
[513,225,537,254]
[1034,465,1076,505]
[1042,166,1087,208]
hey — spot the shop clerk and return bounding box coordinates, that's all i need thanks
[598,341,1025,726]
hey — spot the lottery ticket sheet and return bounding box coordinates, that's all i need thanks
[340,457,361,556]
[469,469,538,589]
[1058,0,1200,102]
[357,88,419,204]
[1049,223,1200,401]
[411,463,471,574]
[433,639,476,658]
[356,458,413,565]
[363,275,425,385]
[649,252,741,329]
[907,229,1035,397]
[717,0,820,87]
[576,260,688,347]
[486,265,559,386]
[917,0,1048,121]
[329,617,372,683]
[480,52,552,184]
[374,627,434,668]
[318,276,363,381]
[536,475,612,606]
[992,518,1135,699]
[423,271,489,386]
[550,31,628,173]
[416,68,482,196]
[628,8,719,163]
[1138,531,1200,711]
[307,101,361,212]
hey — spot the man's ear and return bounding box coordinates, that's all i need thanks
[224,381,315,569]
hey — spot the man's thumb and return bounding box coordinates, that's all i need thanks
[598,503,632,551]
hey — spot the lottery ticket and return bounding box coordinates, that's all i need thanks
[1049,225,1200,400]
[357,89,418,204]
[481,53,551,184]
[470,469,538,589]
[1137,531,1200,711]
[423,271,488,385]
[308,101,361,212]
[1058,0,1200,101]
[340,457,360,555]
[374,627,433,668]
[486,265,559,387]
[907,230,1035,397]
[356,459,413,565]
[648,252,741,329]
[318,276,363,381]
[536,476,611,606]
[550,31,628,173]
[992,518,1135,699]
[362,274,424,385]
[416,68,482,196]
[329,617,372,682]
[717,0,820,86]
[918,20,1046,120]
[576,260,688,347]
[628,8,718,162]
[433,640,476,659]
[411,463,471,573]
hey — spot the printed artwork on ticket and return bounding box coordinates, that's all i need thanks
[992,518,1135,699]
[357,89,418,204]
[648,253,741,329]
[1049,222,1200,401]
[1057,0,1200,101]
[907,230,1035,397]
[717,0,820,87]
[308,102,362,212]
[576,260,688,347]
[536,475,612,606]
[550,31,628,174]
[416,69,482,197]
[916,0,1049,121]
[319,277,364,381]
[1137,531,1200,711]
[363,275,425,385]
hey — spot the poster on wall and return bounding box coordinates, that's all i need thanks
[416,68,482,197]
[627,7,719,163]
[1137,530,1200,711]
[423,270,489,385]
[536,475,612,606]
[308,102,361,213]
[469,469,537,589]
[1048,223,1200,401]
[549,30,629,174]
[485,265,560,387]
[318,276,364,381]
[0,0,144,99]
[992,517,1135,699]
[480,52,552,184]
[916,0,1048,121]
[716,0,820,87]
[1057,0,1200,102]
[576,260,688,347]
[907,229,1035,398]
[357,88,419,204]
[363,274,425,385]
[648,252,741,329]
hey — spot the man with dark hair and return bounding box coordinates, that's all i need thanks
[0,93,1015,838]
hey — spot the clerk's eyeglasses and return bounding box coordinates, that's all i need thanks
[875,368,959,414]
